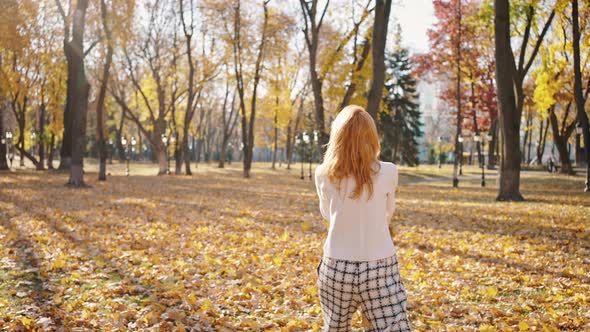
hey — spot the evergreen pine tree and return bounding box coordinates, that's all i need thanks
[378,41,423,166]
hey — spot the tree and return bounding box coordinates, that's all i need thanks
[96,0,114,181]
[366,0,392,121]
[53,0,92,184]
[232,0,271,178]
[299,0,330,152]
[299,0,373,156]
[571,0,590,191]
[111,0,182,175]
[379,47,422,166]
[218,73,239,169]
[66,0,90,186]
[494,0,523,201]
[415,0,498,178]
[494,0,555,201]
[179,0,218,175]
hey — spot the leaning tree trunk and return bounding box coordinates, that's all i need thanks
[494,0,524,201]
[366,0,392,121]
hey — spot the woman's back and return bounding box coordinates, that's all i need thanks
[315,161,398,261]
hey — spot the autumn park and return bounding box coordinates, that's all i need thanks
[0,0,589,331]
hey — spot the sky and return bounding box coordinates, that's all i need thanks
[392,0,435,53]
[390,1,438,117]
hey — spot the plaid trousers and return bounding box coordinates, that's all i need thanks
[316,255,411,332]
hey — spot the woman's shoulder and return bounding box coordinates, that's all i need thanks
[315,164,327,180]
[377,161,398,175]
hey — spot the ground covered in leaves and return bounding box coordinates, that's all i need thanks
[0,162,589,331]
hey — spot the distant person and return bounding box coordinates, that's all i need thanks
[548,157,555,173]
[314,105,411,331]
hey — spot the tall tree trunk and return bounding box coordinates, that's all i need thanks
[180,0,197,176]
[572,0,590,191]
[526,120,533,164]
[60,52,74,170]
[536,117,548,165]
[47,133,55,170]
[521,109,532,163]
[218,137,227,168]
[0,102,7,170]
[487,118,498,169]
[285,119,292,169]
[37,103,46,170]
[548,107,574,174]
[234,0,269,178]
[452,0,462,188]
[182,127,191,173]
[494,0,524,201]
[115,106,126,161]
[470,81,482,166]
[96,0,113,181]
[67,0,90,187]
[174,131,182,175]
[366,0,392,121]
[272,98,278,169]
[218,83,237,169]
[15,99,26,168]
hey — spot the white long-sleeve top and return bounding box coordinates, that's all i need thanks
[314,161,399,261]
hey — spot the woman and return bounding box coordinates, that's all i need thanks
[314,105,411,332]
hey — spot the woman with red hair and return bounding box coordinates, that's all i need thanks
[314,105,411,332]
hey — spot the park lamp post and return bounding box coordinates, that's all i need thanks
[474,133,483,187]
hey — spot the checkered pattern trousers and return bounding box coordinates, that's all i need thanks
[316,255,411,332]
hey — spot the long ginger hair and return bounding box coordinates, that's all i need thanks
[321,105,381,199]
